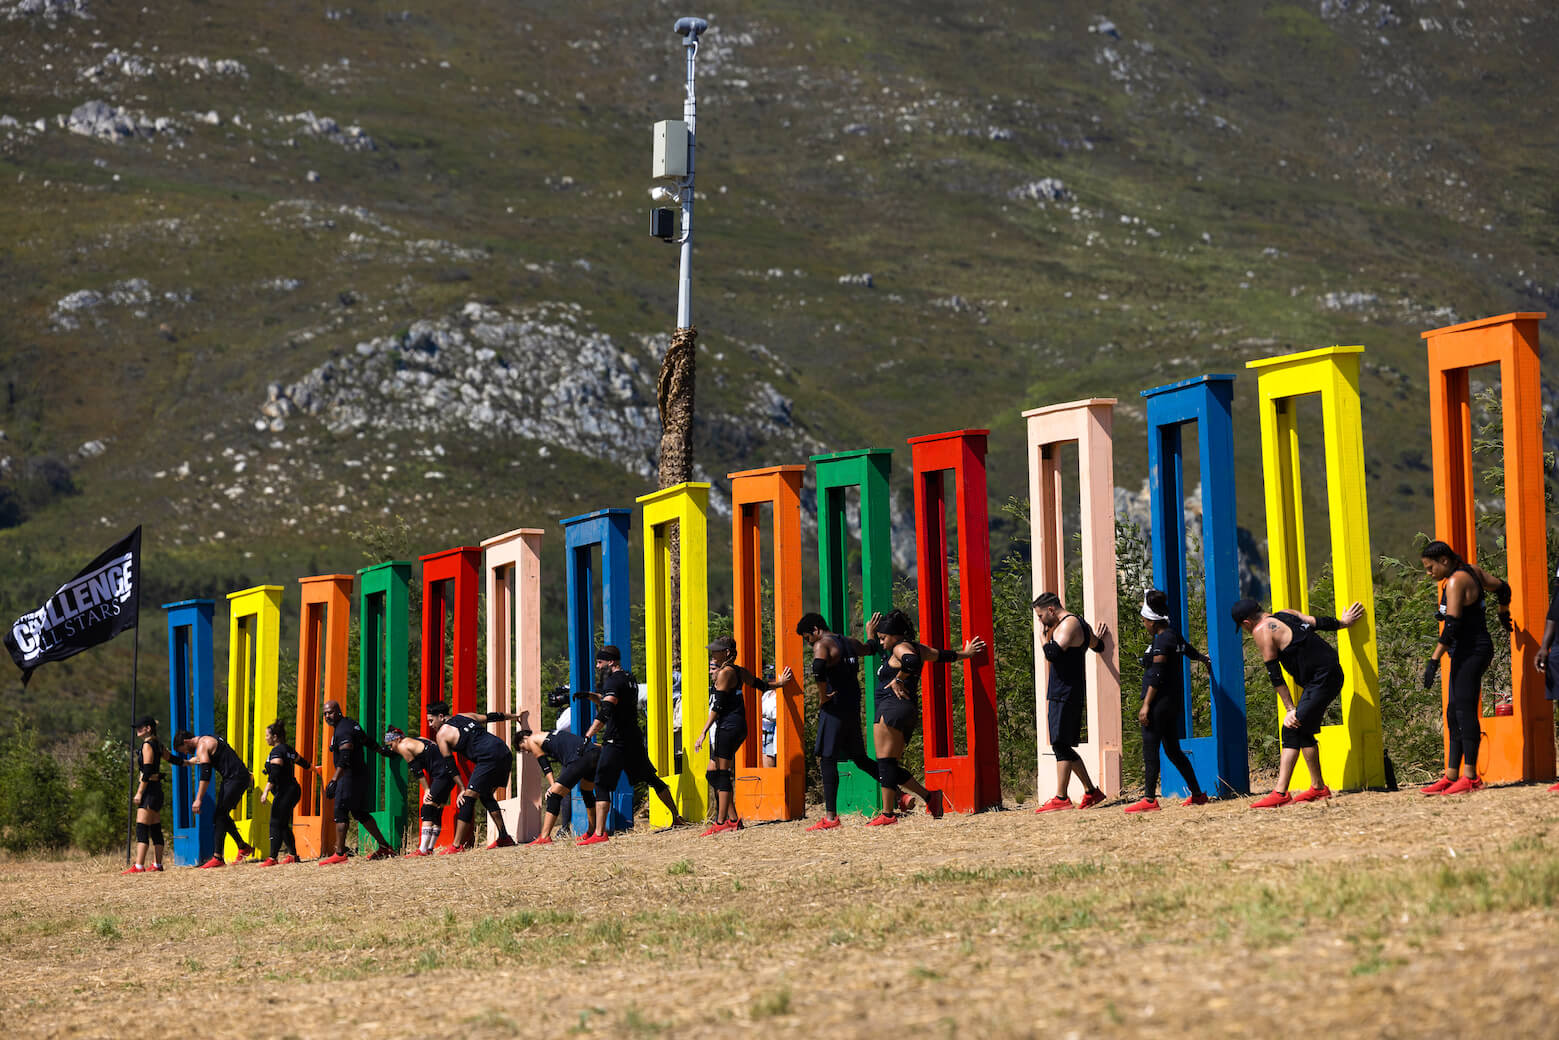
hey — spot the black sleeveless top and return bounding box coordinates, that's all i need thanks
[445,714,509,762]
[140,737,164,784]
[209,736,250,780]
[875,641,924,706]
[405,736,454,780]
[710,666,753,726]
[817,635,865,719]
[1270,612,1340,688]
[1436,564,1493,658]
[1043,615,1094,702]
[264,742,309,791]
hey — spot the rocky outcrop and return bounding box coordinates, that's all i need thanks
[65,100,183,141]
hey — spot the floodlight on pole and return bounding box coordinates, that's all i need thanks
[672,16,706,330]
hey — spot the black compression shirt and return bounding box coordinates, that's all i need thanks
[817,634,867,719]
[1437,565,1493,657]
[207,736,249,780]
[443,714,510,762]
[405,737,453,781]
[1270,612,1341,688]
[1043,615,1094,702]
[599,669,640,744]
[1139,627,1206,702]
[140,737,164,783]
[264,743,308,788]
[538,729,587,774]
[330,717,380,776]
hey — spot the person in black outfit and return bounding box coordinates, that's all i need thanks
[1233,596,1365,808]
[1419,541,1508,796]
[693,635,792,836]
[1032,593,1110,813]
[173,730,256,868]
[797,612,883,831]
[384,726,462,855]
[124,715,182,874]
[427,700,523,853]
[514,712,599,845]
[864,609,985,827]
[1533,564,1559,794]
[578,644,687,845]
[1126,591,1210,813]
[320,700,398,865]
[258,720,317,866]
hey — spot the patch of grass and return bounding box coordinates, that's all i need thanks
[179,957,203,973]
[751,986,792,1019]
[88,915,121,940]
[412,948,442,974]
[621,1006,667,1037]
[462,1011,520,1035]
[910,965,941,980]
[912,865,1033,884]
[667,859,692,876]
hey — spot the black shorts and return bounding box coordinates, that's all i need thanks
[423,771,457,806]
[555,745,601,789]
[712,717,747,760]
[1283,675,1344,750]
[215,772,250,815]
[331,773,373,822]
[595,741,659,791]
[466,755,513,798]
[815,708,867,759]
[140,780,164,813]
[1048,696,1084,750]
[875,694,919,739]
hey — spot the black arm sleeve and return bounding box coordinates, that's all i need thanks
[1265,660,1287,688]
[1313,616,1342,632]
[895,652,923,695]
[1041,640,1064,662]
[937,647,959,664]
[484,712,507,723]
[536,754,553,775]
[1181,641,1209,665]
[199,762,213,781]
[1496,580,1512,608]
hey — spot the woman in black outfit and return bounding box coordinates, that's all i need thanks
[694,635,791,836]
[258,720,316,866]
[1419,540,1509,796]
[384,726,461,855]
[124,715,181,874]
[1126,590,1210,813]
[865,609,985,826]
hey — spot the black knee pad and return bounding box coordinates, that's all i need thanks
[878,757,902,791]
[420,804,442,824]
[580,787,597,808]
[706,768,722,795]
[149,825,164,846]
[478,791,500,816]
[545,791,564,816]
[720,769,738,794]
[135,822,150,843]
[456,797,477,823]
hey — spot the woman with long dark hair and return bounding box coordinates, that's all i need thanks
[1419,540,1510,795]
[865,609,985,826]
[258,720,316,866]
[1126,591,1210,813]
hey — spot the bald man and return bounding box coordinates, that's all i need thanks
[320,700,398,865]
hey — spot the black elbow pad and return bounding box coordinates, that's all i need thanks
[595,700,614,724]
[810,658,828,682]
[484,712,506,723]
[199,763,213,781]
[1041,641,1063,662]
[1496,581,1512,608]
[1265,660,1287,688]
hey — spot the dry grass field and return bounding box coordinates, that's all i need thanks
[4,786,1559,1039]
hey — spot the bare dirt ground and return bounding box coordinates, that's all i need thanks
[4,785,1559,1039]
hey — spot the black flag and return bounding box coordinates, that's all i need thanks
[4,526,141,685]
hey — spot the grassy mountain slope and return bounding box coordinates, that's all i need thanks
[1,0,1556,732]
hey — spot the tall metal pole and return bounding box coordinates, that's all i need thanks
[673,17,706,329]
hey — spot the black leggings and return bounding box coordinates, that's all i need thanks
[820,748,880,814]
[214,776,251,851]
[1447,651,1490,773]
[269,785,301,858]
[1142,706,1201,799]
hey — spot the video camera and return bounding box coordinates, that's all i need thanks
[547,684,571,710]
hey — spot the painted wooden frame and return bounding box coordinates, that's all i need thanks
[224,585,282,858]
[483,528,544,841]
[419,546,480,845]
[164,598,215,866]
[357,561,411,850]
[292,575,353,858]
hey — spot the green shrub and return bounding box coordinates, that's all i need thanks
[70,736,131,853]
[0,728,71,851]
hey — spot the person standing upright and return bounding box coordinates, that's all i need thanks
[1032,593,1110,813]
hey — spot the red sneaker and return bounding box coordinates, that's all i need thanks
[1549,780,1559,793]
[151,863,164,872]
[278,854,299,865]
[230,848,253,866]
[1077,790,1106,810]
[897,792,916,812]
[1441,776,1476,795]
[257,858,279,868]
[1250,791,1292,809]
[405,848,430,857]
[700,823,723,837]
[119,865,145,875]
[865,812,897,826]
[435,843,467,856]
[525,835,553,847]
[318,853,350,866]
[722,818,744,832]
[1035,796,1073,814]
[198,856,225,869]
[576,833,609,846]
[1421,775,1454,795]
[368,846,396,861]
[925,791,945,820]
[1292,786,1332,803]
[805,816,841,832]
[1124,798,1160,814]
[1183,793,1209,806]
[1470,777,1485,791]
[486,835,516,850]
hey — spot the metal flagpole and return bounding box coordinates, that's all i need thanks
[124,591,140,864]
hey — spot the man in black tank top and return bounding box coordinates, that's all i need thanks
[173,730,256,868]
[428,700,523,852]
[797,613,885,829]
[1233,597,1365,808]
[577,645,687,844]
[1032,594,1109,812]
